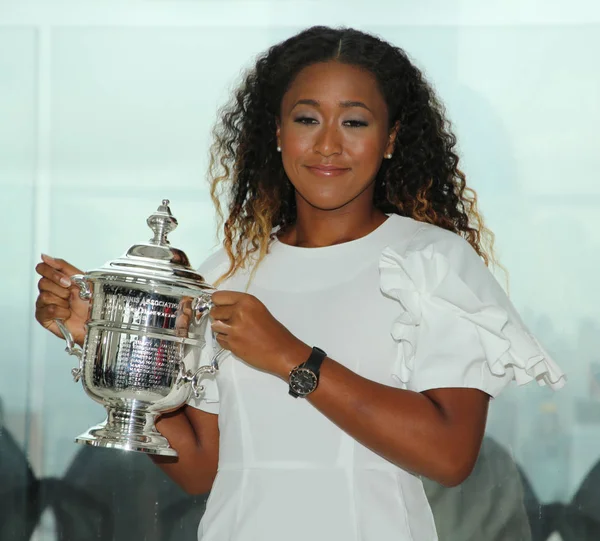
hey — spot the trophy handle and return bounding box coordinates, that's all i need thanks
[55,319,84,383]
[191,365,217,399]
[54,274,91,383]
[192,292,214,324]
[179,290,227,398]
[177,364,216,399]
[192,291,225,371]
[71,274,93,300]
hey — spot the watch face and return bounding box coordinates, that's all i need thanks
[290,368,318,396]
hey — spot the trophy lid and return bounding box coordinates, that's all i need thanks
[86,200,212,291]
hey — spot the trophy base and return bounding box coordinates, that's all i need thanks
[75,407,178,457]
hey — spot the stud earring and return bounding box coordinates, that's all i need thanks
[277,146,282,152]
[385,154,392,159]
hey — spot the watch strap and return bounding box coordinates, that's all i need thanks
[302,346,327,374]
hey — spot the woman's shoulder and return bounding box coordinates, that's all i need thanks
[381,217,497,301]
[387,216,482,268]
[197,247,230,286]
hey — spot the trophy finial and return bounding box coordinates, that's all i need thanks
[147,200,178,245]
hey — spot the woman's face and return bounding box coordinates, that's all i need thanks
[277,61,396,212]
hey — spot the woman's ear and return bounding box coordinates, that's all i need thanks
[385,121,400,156]
[276,118,281,148]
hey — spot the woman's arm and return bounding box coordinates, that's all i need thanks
[275,341,489,487]
[210,290,490,488]
[152,406,220,495]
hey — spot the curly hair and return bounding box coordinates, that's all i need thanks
[209,26,497,283]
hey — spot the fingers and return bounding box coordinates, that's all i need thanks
[35,303,71,325]
[211,319,231,336]
[210,305,234,339]
[36,290,69,309]
[211,290,248,306]
[35,261,75,327]
[35,289,71,327]
[37,277,71,299]
[174,302,192,337]
[35,262,73,288]
[175,310,191,326]
[37,255,83,288]
[209,305,233,322]
[41,253,63,270]
[40,254,83,276]
[178,298,194,317]
[213,331,230,350]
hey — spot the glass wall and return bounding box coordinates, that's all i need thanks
[1,2,598,540]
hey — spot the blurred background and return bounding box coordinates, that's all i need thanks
[1,1,598,540]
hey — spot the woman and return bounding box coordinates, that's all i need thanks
[35,26,565,541]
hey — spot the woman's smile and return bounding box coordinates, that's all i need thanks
[304,164,352,177]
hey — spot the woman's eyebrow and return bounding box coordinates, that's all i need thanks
[291,99,372,113]
[339,100,372,112]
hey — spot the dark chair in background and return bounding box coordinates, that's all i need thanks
[40,476,113,541]
[516,465,576,541]
[517,459,600,541]
[52,445,207,540]
[0,401,43,541]
[559,460,600,540]
[423,436,533,541]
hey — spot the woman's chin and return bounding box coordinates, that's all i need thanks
[294,188,354,211]
[304,198,354,211]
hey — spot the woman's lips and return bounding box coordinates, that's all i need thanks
[305,165,351,177]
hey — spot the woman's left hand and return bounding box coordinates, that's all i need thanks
[209,290,309,378]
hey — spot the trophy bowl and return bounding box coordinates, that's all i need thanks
[55,200,220,457]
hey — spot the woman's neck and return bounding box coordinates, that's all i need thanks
[278,205,387,248]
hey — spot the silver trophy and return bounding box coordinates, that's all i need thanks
[56,200,220,457]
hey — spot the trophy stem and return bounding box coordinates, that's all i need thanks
[75,405,178,457]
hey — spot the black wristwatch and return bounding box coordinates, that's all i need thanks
[288,346,327,398]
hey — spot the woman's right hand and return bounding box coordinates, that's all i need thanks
[34,254,89,346]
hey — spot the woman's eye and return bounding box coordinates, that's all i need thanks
[292,117,367,127]
[294,116,318,125]
[343,120,368,128]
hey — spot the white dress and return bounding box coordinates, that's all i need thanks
[188,214,565,541]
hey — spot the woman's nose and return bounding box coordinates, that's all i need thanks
[313,125,342,156]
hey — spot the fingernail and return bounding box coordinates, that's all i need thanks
[41,253,54,262]
[60,277,71,287]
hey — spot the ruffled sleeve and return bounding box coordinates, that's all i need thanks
[379,225,566,398]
